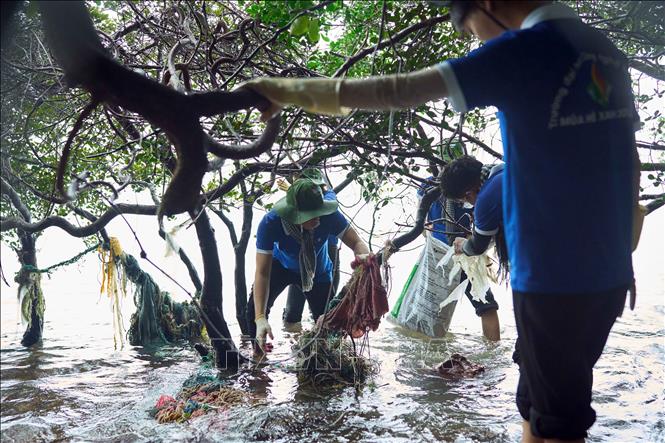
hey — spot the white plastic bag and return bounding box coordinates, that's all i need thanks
[437,247,493,308]
[391,235,460,337]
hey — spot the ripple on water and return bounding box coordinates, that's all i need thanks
[1,297,663,442]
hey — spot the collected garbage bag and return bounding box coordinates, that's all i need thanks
[390,235,459,337]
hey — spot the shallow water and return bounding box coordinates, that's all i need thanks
[1,211,664,442]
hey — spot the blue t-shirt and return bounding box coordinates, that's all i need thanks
[474,166,504,237]
[417,177,472,244]
[256,209,349,283]
[324,189,340,248]
[437,3,637,293]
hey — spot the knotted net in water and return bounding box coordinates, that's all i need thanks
[122,253,202,346]
[295,255,388,388]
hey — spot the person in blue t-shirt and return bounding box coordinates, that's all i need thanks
[244,2,641,439]
[439,157,510,276]
[417,174,501,341]
[281,168,341,329]
[249,178,369,354]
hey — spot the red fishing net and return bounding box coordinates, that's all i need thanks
[320,254,389,338]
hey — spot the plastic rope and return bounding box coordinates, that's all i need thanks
[19,242,101,275]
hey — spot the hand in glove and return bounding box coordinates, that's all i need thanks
[255,315,274,352]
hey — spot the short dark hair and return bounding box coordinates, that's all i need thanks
[447,0,479,32]
[439,155,483,199]
[426,1,478,31]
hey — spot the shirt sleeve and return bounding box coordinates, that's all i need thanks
[255,214,276,255]
[324,189,337,201]
[473,181,502,236]
[325,210,350,239]
[436,31,524,112]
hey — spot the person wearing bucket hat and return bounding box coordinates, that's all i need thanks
[247,178,369,353]
[242,2,642,440]
[280,169,343,331]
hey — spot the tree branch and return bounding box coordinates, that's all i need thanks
[1,203,157,236]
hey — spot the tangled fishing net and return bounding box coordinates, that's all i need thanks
[152,385,252,423]
[294,255,388,389]
[151,355,254,423]
[97,237,203,347]
[98,238,129,349]
[294,330,379,389]
[123,253,202,346]
[320,255,390,338]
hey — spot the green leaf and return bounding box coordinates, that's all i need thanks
[290,15,310,36]
[307,18,320,43]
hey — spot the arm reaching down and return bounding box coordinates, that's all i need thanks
[253,252,274,350]
[341,226,370,257]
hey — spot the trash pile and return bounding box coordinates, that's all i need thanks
[151,383,252,423]
[294,255,387,389]
[151,355,253,423]
[435,353,485,379]
[294,330,378,389]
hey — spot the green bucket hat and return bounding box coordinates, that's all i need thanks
[273,178,338,224]
[300,168,327,186]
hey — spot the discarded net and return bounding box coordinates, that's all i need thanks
[294,255,388,389]
[294,329,378,389]
[123,253,202,346]
[152,385,252,423]
[98,238,128,349]
[151,354,254,423]
[320,255,389,338]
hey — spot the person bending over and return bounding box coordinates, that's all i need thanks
[418,171,501,341]
[247,178,369,353]
[281,168,341,330]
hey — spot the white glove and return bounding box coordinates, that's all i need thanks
[255,316,274,351]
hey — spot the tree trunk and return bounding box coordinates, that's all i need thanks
[193,209,241,369]
[234,199,253,335]
[15,231,44,347]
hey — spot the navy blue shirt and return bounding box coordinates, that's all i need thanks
[256,209,349,283]
[417,177,472,244]
[438,3,637,293]
[474,165,504,237]
[324,189,340,248]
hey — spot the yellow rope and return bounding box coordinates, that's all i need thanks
[98,237,127,349]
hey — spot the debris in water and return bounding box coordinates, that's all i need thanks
[152,383,252,423]
[294,330,379,389]
[435,353,485,378]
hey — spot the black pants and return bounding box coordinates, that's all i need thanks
[245,258,334,339]
[461,270,499,316]
[512,285,628,440]
[283,243,340,322]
